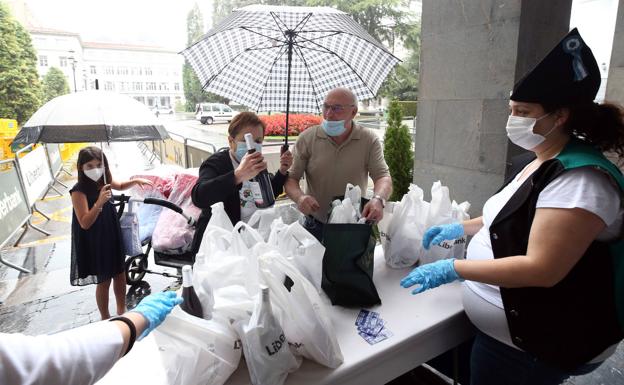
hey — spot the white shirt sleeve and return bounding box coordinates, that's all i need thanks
[0,321,124,385]
[537,167,621,227]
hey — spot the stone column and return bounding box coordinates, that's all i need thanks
[415,0,572,216]
[605,0,624,103]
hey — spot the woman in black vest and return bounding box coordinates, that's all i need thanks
[401,29,624,385]
[191,112,292,231]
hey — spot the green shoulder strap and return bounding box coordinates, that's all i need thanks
[556,139,624,330]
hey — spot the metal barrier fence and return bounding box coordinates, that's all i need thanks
[139,133,219,169]
[0,142,72,273]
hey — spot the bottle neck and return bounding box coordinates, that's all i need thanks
[182,267,193,288]
[261,287,270,304]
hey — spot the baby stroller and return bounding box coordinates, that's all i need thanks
[113,194,201,285]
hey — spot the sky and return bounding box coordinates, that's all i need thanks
[22,0,620,67]
[24,0,215,50]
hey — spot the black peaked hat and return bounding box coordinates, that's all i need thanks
[510,28,600,106]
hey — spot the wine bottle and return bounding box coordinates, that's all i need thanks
[244,133,275,208]
[180,265,204,318]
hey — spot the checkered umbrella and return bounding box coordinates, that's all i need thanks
[181,4,400,147]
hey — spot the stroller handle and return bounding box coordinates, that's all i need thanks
[144,198,182,214]
[113,195,195,226]
[143,197,196,227]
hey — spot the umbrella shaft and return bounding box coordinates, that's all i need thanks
[285,35,294,146]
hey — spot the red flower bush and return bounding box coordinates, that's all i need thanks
[259,114,322,137]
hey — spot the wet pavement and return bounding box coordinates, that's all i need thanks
[0,140,180,335]
[0,118,622,384]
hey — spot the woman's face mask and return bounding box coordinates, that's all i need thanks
[234,141,262,161]
[83,167,104,182]
[505,113,555,150]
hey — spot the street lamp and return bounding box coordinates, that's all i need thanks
[68,49,77,92]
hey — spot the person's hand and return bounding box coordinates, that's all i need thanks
[400,259,461,294]
[133,177,154,189]
[131,291,183,339]
[297,194,320,215]
[234,152,267,184]
[362,199,383,223]
[279,150,293,175]
[422,223,464,250]
[95,184,112,208]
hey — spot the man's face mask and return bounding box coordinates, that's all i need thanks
[321,120,346,136]
[505,113,555,150]
[234,141,262,161]
[84,167,104,182]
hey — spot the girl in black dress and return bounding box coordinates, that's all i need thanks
[70,146,152,320]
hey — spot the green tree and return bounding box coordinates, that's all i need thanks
[380,20,420,100]
[184,3,227,111]
[0,2,42,124]
[306,0,412,48]
[383,100,413,201]
[42,67,70,102]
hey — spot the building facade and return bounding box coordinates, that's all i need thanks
[8,0,185,109]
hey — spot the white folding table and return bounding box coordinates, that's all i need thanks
[98,246,474,385]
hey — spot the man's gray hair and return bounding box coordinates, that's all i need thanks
[328,87,358,106]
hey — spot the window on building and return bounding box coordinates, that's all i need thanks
[147,97,156,107]
[59,57,68,67]
[160,97,170,107]
[133,82,143,91]
[117,66,128,76]
[145,68,152,76]
[146,82,156,91]
[104,81,114,91]
[105,66,114,75]
[90,65,97,75]
[39,55,48,66]
[174,83,180,91]
[159,82,169,91]
[134,96,146,104]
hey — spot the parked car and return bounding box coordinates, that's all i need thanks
[195,103,238,124]
[152,106,174,115]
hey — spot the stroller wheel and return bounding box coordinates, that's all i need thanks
[125,254,147,285]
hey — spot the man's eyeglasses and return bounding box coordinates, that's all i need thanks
[322,103,355,113]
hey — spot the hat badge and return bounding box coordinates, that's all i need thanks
[562,36,587,81]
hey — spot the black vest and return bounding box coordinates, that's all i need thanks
[490,142,624,370]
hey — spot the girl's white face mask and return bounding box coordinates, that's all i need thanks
[84,167,104,182]
[505,113,555,150]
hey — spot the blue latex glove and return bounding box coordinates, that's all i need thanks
[131,291,183,340]
[422,223,464,250]
[400,259,461,294]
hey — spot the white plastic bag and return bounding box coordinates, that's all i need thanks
[451,200,471,259]
[328,197,358,224]
[380,184,429,268]
[235,288,301,385]
[191,254,215,320]
[344,183,362,219]
[258,250,344,368]
[269,220,325,292]
[120,211,143,257]
[153,308,241,385]
[421,181,455,265]
[208,201,234,232]
[248,204,306,241]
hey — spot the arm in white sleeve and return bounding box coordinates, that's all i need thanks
[0,321,123,385]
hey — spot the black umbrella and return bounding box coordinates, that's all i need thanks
[13,90,169,145]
